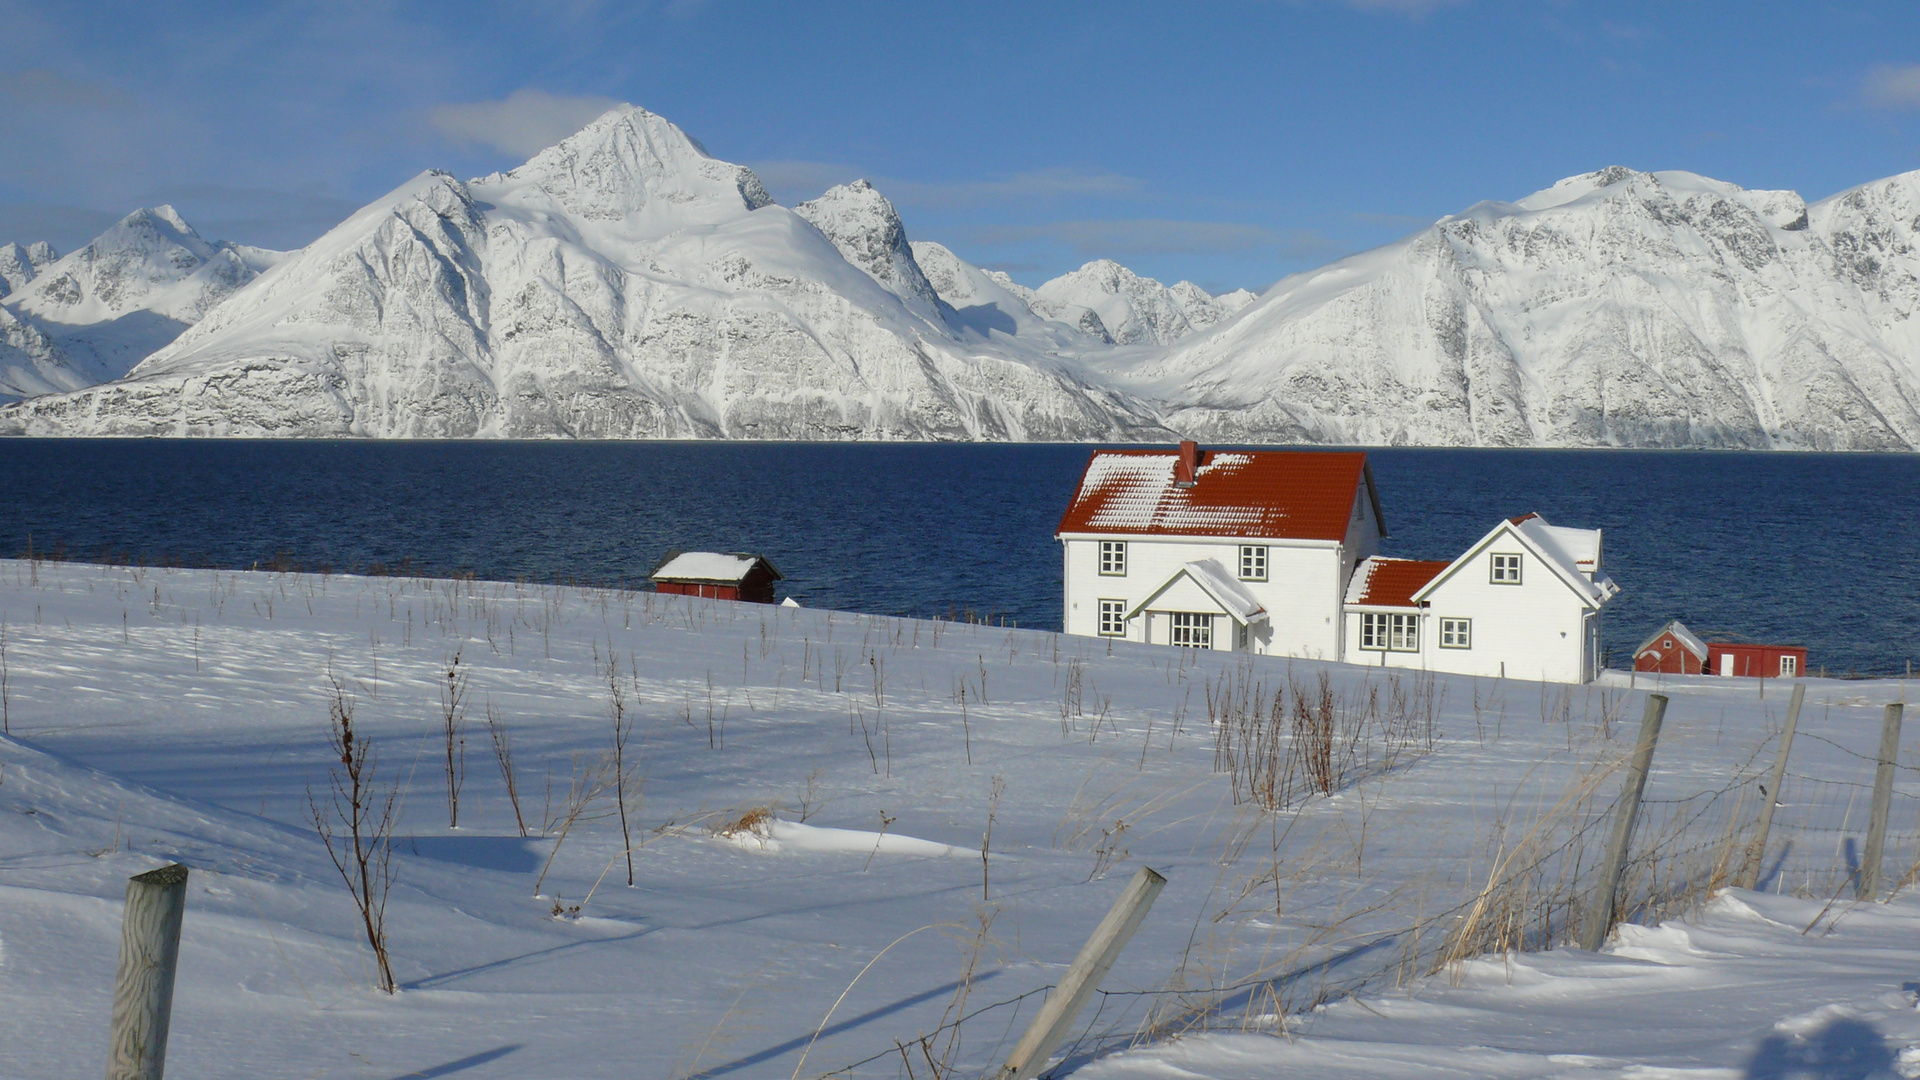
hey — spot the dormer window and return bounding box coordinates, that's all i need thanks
[1490,553,1522,584]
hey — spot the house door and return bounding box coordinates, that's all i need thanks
[1719,653,1735,677]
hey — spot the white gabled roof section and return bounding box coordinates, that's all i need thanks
[1126,559,1269,623]
[1412,513,1620,610]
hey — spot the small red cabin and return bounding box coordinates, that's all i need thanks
[1633,620,1709,675]
[649,551,782,604]
[1707,642,1807,679]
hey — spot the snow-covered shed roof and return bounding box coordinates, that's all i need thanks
[1634,620,1707,660]
[1345,557,1452,608]
[1056,446,1383,542]
[1412,513,1618,609]
[1127,560,1268,623]
[649,551,782,584]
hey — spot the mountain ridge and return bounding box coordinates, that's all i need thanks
[3,112,1918,449]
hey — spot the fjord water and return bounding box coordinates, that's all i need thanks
[1,440,1914,675]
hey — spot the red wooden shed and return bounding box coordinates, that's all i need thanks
[1633,620,1709,675]
[1707,642,1807,679]
[649,551,782,604]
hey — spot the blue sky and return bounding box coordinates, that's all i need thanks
[3,0,1918,293]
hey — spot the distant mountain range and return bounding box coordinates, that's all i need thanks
[3,105,1917,448]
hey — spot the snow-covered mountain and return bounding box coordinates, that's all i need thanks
[909,240,1117,348]
[1111,167,1920,450]
[0,241,58,298]
[0,107,1162,439]
[8,125,1920,449]
[794,180,947,328]
[0,208,282,400]
[1031,259,1256,346]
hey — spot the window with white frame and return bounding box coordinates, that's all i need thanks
[1490,553,1523,584]
[1170,612,1213,648]
[1238,545,1267,581]
[1360,612,1420,652]
[1098,599,1126,637]
[1439,618,1471,649]
[1780,654,1798,677]
[1099,540,1127,576]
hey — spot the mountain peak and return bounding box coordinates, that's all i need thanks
[796,180,945,325]
[487,103,772,225]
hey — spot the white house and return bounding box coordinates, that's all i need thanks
[1342,513,1620,683]
[1056,442,1386,657]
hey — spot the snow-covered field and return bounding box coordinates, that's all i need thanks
[2,559,1918,1079]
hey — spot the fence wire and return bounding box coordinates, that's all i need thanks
[799,696,1915,1080]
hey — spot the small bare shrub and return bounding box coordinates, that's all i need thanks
[308,679,399,993]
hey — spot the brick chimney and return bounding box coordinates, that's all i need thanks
[1174,440,1200,487]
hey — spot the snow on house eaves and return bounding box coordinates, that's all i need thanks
[1056,448,1376,541]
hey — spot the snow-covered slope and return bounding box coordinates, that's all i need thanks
[1032,259,1251,346]
[0,107,1161,440]
[910,239,1114,347]
[1119,167,1920,449]
[0,208,282,393]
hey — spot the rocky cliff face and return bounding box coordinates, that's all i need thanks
[0,241,58,298]
[1116,167,1920,450]
[795,180,947,328]
[0,107,1163,440]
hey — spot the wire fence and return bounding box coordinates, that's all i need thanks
[795,695,1915,1080]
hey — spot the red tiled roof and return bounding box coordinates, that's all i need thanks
[1056,448,1374,541]
[1347,558,1451,608]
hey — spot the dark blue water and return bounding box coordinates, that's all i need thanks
[0,441,1914,675]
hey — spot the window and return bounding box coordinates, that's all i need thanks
[1170,612,1213,648]
[1238,545,1267,581]
[1780,655,1798,677]
[1098,599,1127,637]
[1099,540,1127,576]
[1360,612,1420,652]
[1439,618,1471,649]
[1490,553,1523,584]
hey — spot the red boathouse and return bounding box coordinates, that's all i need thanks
[649,551,782,604]
[1707,642,1807,679]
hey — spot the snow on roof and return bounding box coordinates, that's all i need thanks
[1412,513,1618,608]
[1057,448,1376,541]
[1345,557,1452,608]
[649,551,778,584]
[1635,619,1707,659]
[1127,559,1268,623]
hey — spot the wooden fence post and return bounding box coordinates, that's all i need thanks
[1859,703,1904,901]
[107,863,189,1080]
[996,866,1166,1080]
[1740,682,1806,890]
[1578,694,1667,952]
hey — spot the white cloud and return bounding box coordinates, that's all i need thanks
[1862,64,1920,110]
[967,219,1332,257]
[429,88,624,158]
